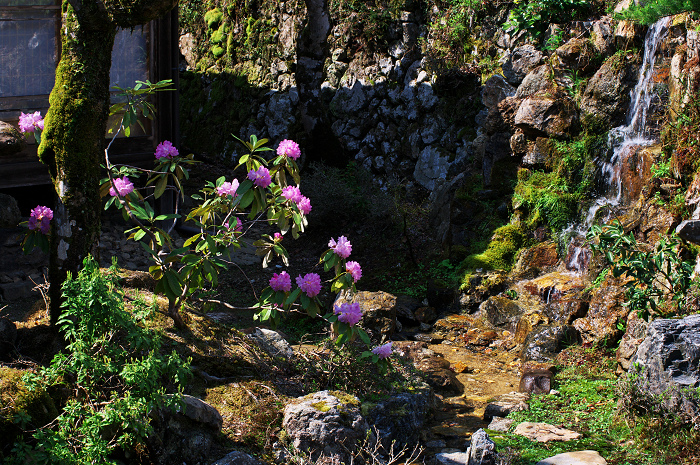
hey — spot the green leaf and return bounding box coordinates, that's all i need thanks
[285,288,301,306]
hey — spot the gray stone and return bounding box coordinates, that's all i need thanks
[364,385,435,450]
[536,450,608,465]
[480,296,522,331]
[179,395,223,431]
[178,33,197,70]
[676,220,700,245]
[481,75,516,109]
[483,392,529,421]
[0,121,24,157]
[0,280,34,301]
[487,416,515,432]
[630,314,700,421]
[467,429,496,465]
[249,328,293,359]
[265,93,296,140]
[502,45,543,85]
[0,193,21,228]
[514,95,578,139]
[515,65,552,99]
[282,390,368,461]
[592,17,615,55]
[580,53,638,127]
[417,82,439,110]
[414,146,449,191]
[211,451,265,465]
[436,450,469,465]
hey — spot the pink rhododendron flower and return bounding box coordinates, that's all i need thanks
[296,273,321,297]
[274,232,283,241]
[217,179,240,197]
[109,176,134,197]
[334,302,363,326]
[277,139,301,160]
[346,261,362,282]
[18,111,44,133]
[247,166,271,188]
[329,236,352,259]
[225,217,243,232]
[155,140,179,159]
[282,185,302,203]
[270,271,292,292]
[297,196,312,215]
[28,205,53,234]
[372,341,393,359]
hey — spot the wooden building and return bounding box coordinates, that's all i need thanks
[0,1,180,189]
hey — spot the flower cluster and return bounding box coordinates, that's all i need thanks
[329,236,352,259]
[217,179,239,197]
[334,302,363,326]
[277,139,301,160]
[345,261,362,282]
[282,185,302,203]
[296,273,321,297]
[297,196,312,215]
[18,111,44,134]
[155,140,179,159]
[109,176,134,197]
[372,341,393,359]
[248,166,272,188]
[28,205,53,234]
[270,271,292,292]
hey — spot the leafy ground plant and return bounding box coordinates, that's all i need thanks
[492,345,700,465]
[586,222,698,320]
[8,256,191,465]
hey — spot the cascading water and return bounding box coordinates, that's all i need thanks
[565,17,671,272]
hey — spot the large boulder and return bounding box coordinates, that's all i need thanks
[335,290,397,342]
[481,75,516,109]
[515,65,554,99]
[630,314,700,422]
[148,395,223,465]
[249,328,293,359]
[467,428,497,465]
[0,193,21,228]
[573,281,628,346]
[580,53,639,127]
[514,93,578,139]
[555,38,597,73]
[0,122,24,157]
[521,325,580,362]
[364,385,435,449]
[502,45,544,85]
[282,390,368,461]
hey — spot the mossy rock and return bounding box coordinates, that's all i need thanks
[204,8,223,29]
[461,223,524,271]
[0,367,58,456]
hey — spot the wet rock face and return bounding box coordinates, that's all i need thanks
[618,144,654,205]
[630,314,700,421]
[480,296,522,331]
[580,53,639,127]
[521,325,580,363]
[282,391,368,461]
[573,282,627,346]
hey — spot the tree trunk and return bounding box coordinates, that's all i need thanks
[38,0,177,325]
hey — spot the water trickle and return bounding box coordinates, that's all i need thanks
[565,17,671,273]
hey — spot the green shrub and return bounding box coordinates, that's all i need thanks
[503,0,603,38]
[9,256,191,465]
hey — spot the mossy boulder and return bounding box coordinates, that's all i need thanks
[461,223,525,272]
[0,367,58,457]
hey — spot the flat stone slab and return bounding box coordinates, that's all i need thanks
[483,391,529,420]
[435,450,469,465]
[487,416,515,432]
[536,450,607,465]
[513,422,581,442]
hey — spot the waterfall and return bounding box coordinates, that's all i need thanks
[565,17,671,272]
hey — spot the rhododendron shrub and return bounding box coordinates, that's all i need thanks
[21,205,53,253]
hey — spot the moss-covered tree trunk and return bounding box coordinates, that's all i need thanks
[38,0,177,326]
